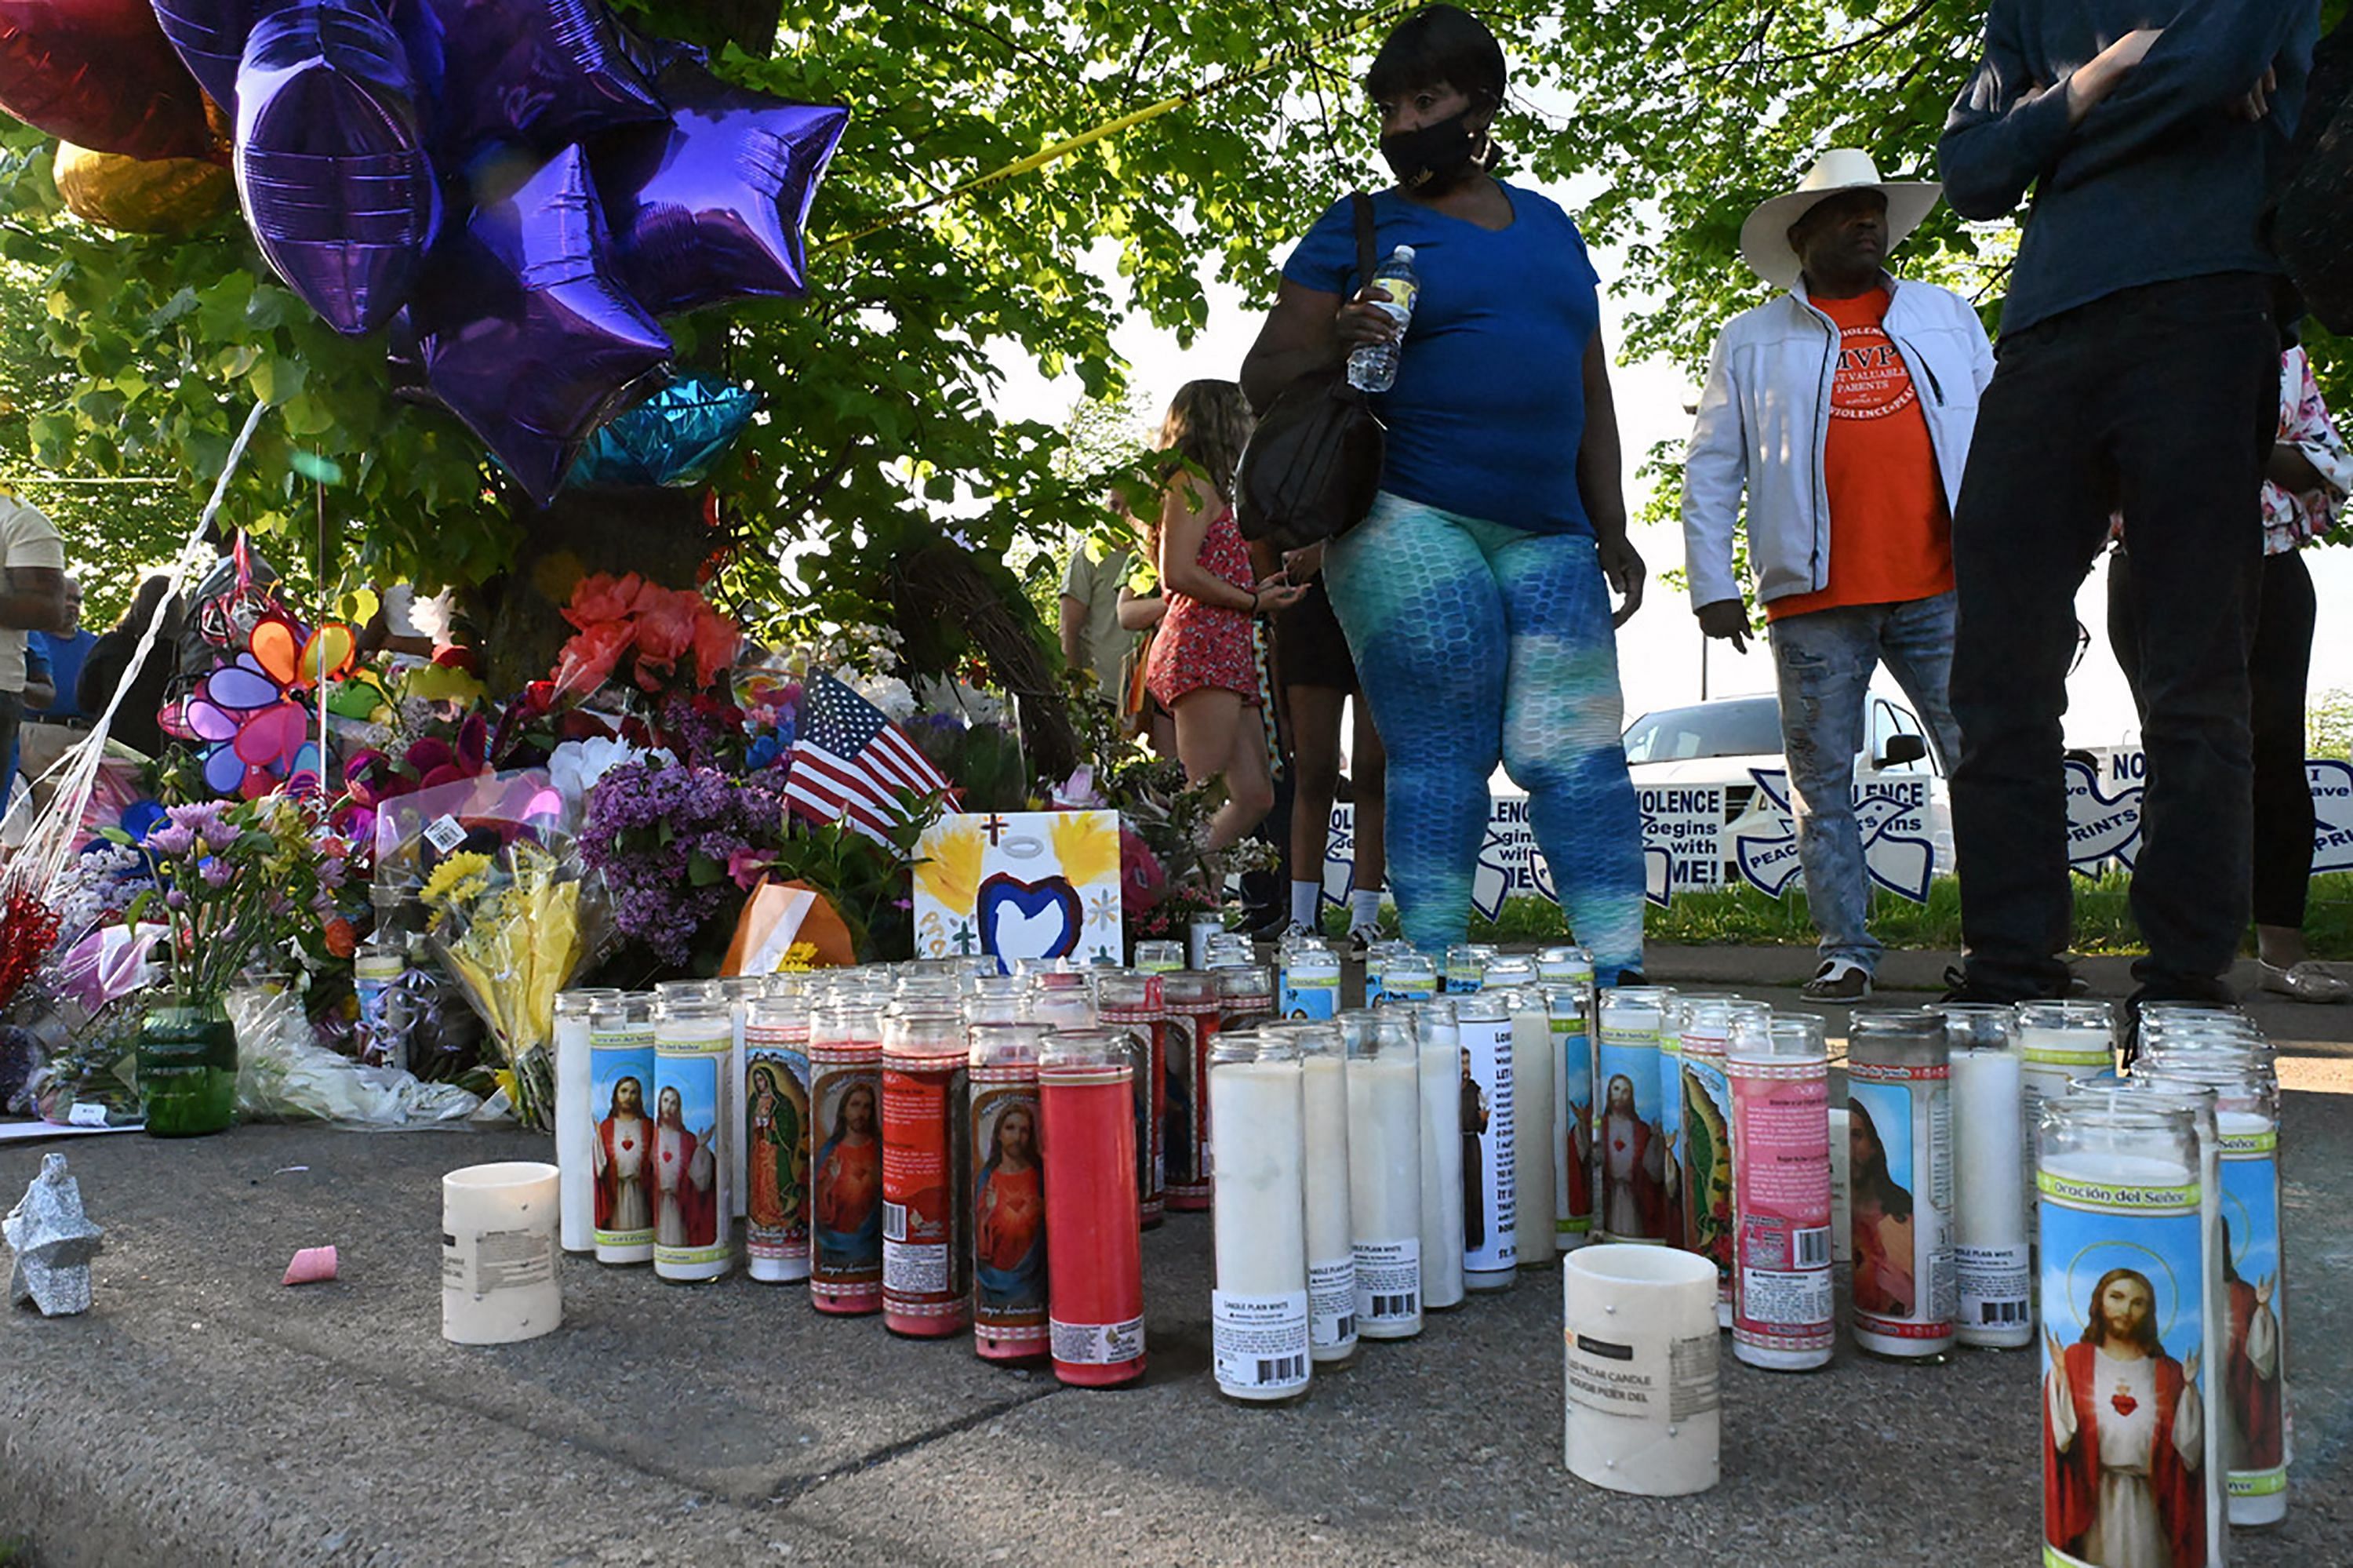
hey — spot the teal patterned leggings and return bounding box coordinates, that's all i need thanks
[1324,493,1646,979]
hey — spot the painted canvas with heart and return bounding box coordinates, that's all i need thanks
[911,811,1124,966]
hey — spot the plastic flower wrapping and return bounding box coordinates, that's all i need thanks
[419,836,606,1130]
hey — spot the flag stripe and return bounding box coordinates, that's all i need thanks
[782,674,953,843]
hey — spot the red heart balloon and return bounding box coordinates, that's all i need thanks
[0,0,214,161]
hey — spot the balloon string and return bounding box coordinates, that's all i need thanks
[824,0,1419,248]
[6,399,273,903]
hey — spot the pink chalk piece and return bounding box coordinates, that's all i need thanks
[282,1246,339,1286]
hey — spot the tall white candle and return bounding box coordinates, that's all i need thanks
[442,1161,562,1344]
[1511,994,1558,1267]
[1950,1041,2031,1348]
[653,999,735,1283]
[552,991,601,1255]
[1456,992,1518,1290]
[1347,1016,1423,1340]
[722,976,764,1222]
[1416,1003,1467,1311]
[1294,1027,1358,1366]
[1562,1244,1720,1496]
[1211,1038,1311,1402]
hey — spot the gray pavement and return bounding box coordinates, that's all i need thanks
[1,947,2348,1566]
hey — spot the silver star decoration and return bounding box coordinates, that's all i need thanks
[6,1153,105,1316]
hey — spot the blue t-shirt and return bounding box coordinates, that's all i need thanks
[27,628,96,719]
[1282,183,1602,534]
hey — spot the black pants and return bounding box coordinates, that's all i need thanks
[2109,545,2318,932]
[1949,275,2278,1003]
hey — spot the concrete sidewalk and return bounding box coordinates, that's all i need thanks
[0,954,2345,1567]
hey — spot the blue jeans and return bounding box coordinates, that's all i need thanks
[1768,592,1962,972]
[0,689,20,818]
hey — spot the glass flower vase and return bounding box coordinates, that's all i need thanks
[137,1000,238,1137]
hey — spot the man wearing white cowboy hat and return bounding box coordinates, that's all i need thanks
[1680,148,1993,1000]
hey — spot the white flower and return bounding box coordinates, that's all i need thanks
[550,737,674,808]
[851,672,917,721]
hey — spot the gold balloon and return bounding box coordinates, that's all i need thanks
[53,140,231,235]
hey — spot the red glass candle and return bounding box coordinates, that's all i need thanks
[882,1009,972,1337]
[1159,972,1221,1212]
[809,997,885,1315]
[969,1022,1049,1362]
[1096,970,1166,1228]
[1039,1027,1146,1387]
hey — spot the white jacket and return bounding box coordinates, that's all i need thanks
[1680,275,1996,611]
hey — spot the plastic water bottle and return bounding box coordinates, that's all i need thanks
[1346,245,1420,393]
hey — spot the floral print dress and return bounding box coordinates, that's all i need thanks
[1144,505,1261,706]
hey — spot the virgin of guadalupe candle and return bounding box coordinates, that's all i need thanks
[652,999,735,1282]
[969,1022,1049,1360]
[2038,1092,2224,1568]
[721,975,766,1221]
[1507,989,1557,1268]
[1728,1013,1832,1370]
[1595,987,1675,1245]
[744,997,814,1285]
[882,1010,973,1337]
[1454,991,1518,1290]
[809,999,886,1315]
[554,989,619,1255]
[1347,1013,1423,1339]
[1280,941,1342,1022]
[1038,1028,1146,1386]
[1209,1031,1311,1403]
[1095,971,1167,1228]
[1159,971,1221,1212]
[1673,996,1751,1323]
[1290,1024,1358,1364]
[589,996,657,1264]
[1939,1006,2031,1348]
[1413,1002,1467,1311]
[1827,1105,1852,1264]
[1545,984,1595,1250]
[2141,1060,2288,1526]
[1846,1008,1955,1360]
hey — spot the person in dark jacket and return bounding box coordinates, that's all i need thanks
[1937,2,2318,1009]
[76,575,182,759]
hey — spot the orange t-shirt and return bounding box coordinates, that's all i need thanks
[1767,288,1955,621]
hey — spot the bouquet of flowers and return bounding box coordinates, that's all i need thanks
[125,798,349,1010]
[580,759,790,972]
[420,839,601,1129]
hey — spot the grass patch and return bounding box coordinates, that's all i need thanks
[1326,871,2353,959]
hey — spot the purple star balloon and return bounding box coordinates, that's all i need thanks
[149,0,251,111]
[413,142,671,504]
[593,59,849,316]
[390,0,664,160]
[234,0,438,336]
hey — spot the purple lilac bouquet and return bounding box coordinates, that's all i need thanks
[580,760,790,970]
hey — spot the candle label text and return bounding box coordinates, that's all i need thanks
[1213,1289,1311,1396]
[1460,1016,1518,1273]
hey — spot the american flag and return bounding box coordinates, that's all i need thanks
[784,675,953,841]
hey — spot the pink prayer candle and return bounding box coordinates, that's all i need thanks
[1039,1028,1146,1387]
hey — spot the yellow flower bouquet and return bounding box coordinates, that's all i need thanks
[420,841,600,1129]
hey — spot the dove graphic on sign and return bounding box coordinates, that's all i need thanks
[2308,760,2353,875]
[2064,757,2144,875]
[1733,770,1939,903]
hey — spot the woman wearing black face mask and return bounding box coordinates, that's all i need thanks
[1240,4,1649,983]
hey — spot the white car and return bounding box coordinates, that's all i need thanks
[1620,692,1955,885]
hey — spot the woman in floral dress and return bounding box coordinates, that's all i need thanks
[1142,380,1304,849]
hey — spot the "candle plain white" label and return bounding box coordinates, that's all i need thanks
[1212,1289,1310,1395]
